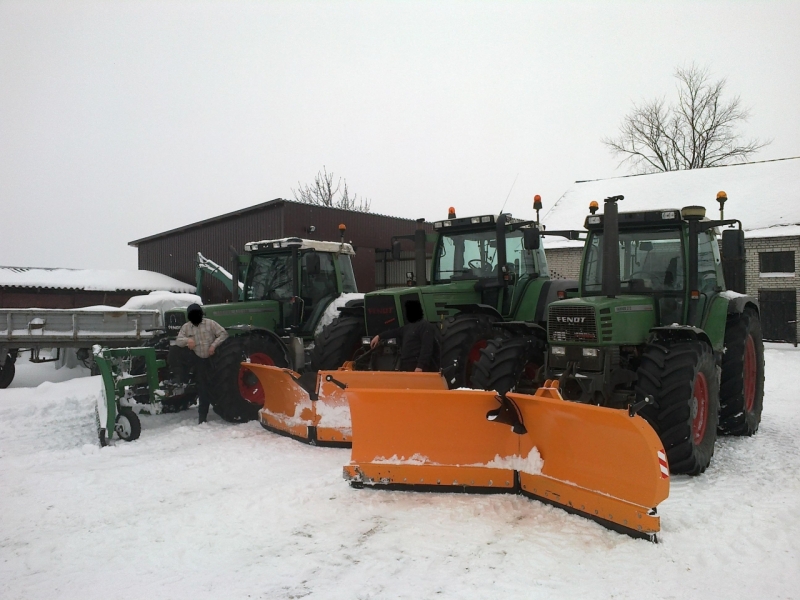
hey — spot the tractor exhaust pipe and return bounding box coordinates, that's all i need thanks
[414,218,427,286]
[496,213,508,287]
[602,196,623,298]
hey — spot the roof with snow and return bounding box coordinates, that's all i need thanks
[542,157,800,248]
[0,267,196,293]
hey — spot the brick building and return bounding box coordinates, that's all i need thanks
[541,157,800,342]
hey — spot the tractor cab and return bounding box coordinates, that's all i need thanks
[240,238,357,336]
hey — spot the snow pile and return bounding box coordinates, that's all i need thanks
[314,293,364,335]
[120,291,202,312]
[0,267,196,293]
[483,448,543,475]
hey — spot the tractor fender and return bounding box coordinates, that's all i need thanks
[491,320,547,338]
[648,325,713,348]
[337,301,365,319]
[723,293,759,316]
[222,325,291,364]
[444,303,503,321]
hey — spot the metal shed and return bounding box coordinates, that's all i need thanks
[128,199,432,304]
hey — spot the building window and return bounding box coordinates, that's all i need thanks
[759,251,795,277]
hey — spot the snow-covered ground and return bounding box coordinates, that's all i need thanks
[1,349,798,599]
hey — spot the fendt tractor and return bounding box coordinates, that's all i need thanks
[535,194,765,475]
[95,229,363,443]
[313,200,579,388]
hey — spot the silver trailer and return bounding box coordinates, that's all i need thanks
[0,308,163,388]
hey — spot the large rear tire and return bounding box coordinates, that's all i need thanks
[471,335,545,395]
[637,340,720,475]
[310,315,366,370]
[719,308,765,436]
[440,313,501,389]
[210,333,289,423]
[0,354,15,389]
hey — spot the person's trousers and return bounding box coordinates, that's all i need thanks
[168,345,213,420]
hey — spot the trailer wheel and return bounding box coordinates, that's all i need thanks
[210,333,289,423]
[115,407,142,442]
[719,308,765,435]
[637,340,720,475]
[0,354,15,389]
[471,335,545,395]
[310,315,366,371]
[441,313,501,389]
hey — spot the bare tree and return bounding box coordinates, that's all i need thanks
[603,64,770,173]
[291,167,372,213]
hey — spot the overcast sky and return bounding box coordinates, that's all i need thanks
[2,0,798,270]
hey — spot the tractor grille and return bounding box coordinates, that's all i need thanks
[365,295,398,336]
[548,305,598,342]
[164,311,187,338]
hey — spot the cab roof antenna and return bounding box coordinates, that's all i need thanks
[498,172,519,216]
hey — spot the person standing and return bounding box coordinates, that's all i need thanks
[172,303,228,423]
[370,300,440,372]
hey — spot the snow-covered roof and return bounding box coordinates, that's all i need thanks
[0,267,196,293]
[243,237,355,255]
[542,157,800,248]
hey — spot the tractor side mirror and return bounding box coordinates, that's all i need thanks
[721,229,746,293]
[392,240,402,261]
[305,251,321,276]
[523,228,541,250]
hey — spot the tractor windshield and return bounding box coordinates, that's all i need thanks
[434,228,544,283]
[245,253,293,301]
[583,229,684,294]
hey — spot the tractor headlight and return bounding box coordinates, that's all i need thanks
[362,337,372,346]
[582,348,599,357]
[587,216,601,225]
[386,338,397,345]
[551,346,566,355]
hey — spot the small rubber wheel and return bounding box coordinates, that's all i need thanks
[115,407,142,442]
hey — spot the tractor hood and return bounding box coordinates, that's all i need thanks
[548,296,657,346]
[364,280,482,336]
[163,300,281,338]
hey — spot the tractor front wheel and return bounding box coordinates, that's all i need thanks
[637,340,720,475]
[210,334,289,423]
[440,313,502,389]
[310,315,366,371]
[719,308,765,436]
[471,335,546,395]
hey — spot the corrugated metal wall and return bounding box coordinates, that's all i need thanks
[136,204,284,304]
[374,250,432,288]
[133,200,433,304]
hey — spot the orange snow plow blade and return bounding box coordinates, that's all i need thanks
[243,364,448,447]
[343,379,670,541]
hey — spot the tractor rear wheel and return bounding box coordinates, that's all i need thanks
[310,315,366,371]
[719,308,765,435]
[0,353,16,389]
[637,340,720,475]
[471,335,546,395]
[210,333,289,423]
[441,313,502,389]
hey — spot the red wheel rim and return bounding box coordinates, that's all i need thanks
[238,352,274,405]
[744,334,757,412]
[467,339,488,366]
[691,371,709,445]
[522,361,541,382]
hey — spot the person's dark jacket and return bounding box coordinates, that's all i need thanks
[378,320,441,372]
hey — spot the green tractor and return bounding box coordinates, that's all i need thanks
[313,205,579,388]
[530,194,764,475]
[157,233,361,422]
